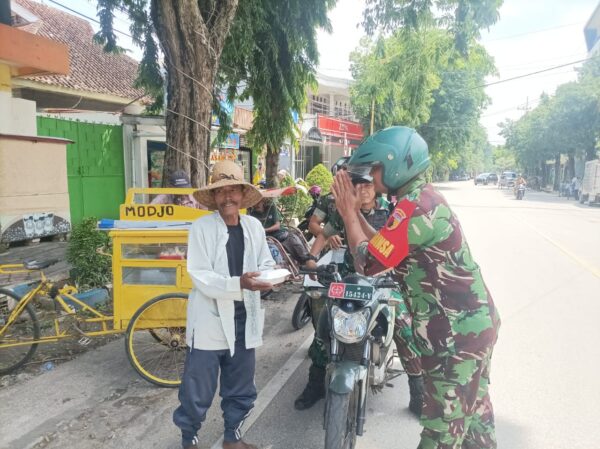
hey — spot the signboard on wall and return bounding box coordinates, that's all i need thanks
[219,133,240,149]
[317,115,364,148]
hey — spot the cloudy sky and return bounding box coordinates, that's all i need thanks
[39,0,598,144]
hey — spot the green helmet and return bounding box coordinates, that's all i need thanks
[348,126,430,192]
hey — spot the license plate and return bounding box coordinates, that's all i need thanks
[328,283,374,301]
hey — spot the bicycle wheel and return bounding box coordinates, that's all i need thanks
[126,293,188,387]
[0,288,40,375]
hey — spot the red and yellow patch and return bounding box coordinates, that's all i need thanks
[368,199,416,268]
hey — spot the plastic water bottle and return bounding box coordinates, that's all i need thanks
[40,361,55,372]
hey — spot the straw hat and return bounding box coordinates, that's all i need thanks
[193,161,263,210]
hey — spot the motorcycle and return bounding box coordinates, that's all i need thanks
[515,184,526,200]
[300,264,403,449]
[291,247,347,330]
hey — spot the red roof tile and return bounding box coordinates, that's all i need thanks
[15,0,145,101]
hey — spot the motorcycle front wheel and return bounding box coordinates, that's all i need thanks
[324,388,359,449]
[291,293,311,330]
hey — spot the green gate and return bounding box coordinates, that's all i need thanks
[37,117,125,224]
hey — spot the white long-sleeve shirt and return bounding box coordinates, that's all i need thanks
[186,212,275,355]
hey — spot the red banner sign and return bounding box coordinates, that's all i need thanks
[317,115,364,148]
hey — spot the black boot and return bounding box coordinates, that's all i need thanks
[294,365,325,410]
[408,375,424,417]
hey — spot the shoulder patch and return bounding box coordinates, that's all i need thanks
[367,199,416,268]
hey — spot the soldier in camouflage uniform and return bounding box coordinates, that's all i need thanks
[331,126,500,449]
[295,173,425,416]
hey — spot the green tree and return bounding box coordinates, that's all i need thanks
[219,0,336,186]
[492,145,516,173]
[418,42,495,174]
[95,0,239,187]
[350,30,494,180]
[350,30,449,134]
[501,57,600,190]
[362,0,502,54]
[305,163,334,194]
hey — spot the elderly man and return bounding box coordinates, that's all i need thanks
[173,161,276,449]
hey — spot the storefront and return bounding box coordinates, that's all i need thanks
[122,109,257,189]
[209,132,254,182]
[295,114,364,179]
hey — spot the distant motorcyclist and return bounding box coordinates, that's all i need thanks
[514,174,527,198]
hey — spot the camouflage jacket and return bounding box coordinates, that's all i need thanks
[312,194,337,223]
[358,178,500,359]
[322,196,389,239]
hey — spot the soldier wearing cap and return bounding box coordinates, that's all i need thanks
[173,161,276,449]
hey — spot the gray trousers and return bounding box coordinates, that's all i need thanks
[173,343,257,446]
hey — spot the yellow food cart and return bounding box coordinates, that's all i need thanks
[109,188,209,387]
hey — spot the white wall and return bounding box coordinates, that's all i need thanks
[0,92,37,136]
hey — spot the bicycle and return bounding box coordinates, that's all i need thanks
[0,259,188,386]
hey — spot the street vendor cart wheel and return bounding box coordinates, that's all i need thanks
[125,293,188,387]
[0,288,41,375]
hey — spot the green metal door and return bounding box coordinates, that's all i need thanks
[37,117,125,224]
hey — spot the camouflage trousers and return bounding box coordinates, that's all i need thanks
[307,296,422,376]
[417,350,496,449]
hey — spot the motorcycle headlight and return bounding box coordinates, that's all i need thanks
[331,305,370,343]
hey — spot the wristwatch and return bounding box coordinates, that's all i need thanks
[306,254,318,262]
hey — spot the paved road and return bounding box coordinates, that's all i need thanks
[2,182,599,449]
[246,182,600,449]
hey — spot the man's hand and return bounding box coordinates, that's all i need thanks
[240,272,273,291]
[331,171,360,220]
[302,259,318,281]
[327,235,344,249]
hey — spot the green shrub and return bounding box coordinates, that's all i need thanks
[305,164,333,194]
[66,217,112,289]
[278,175,313,222]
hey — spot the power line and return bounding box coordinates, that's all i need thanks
[474,56,596,91]
[46,0,134,38]
[484,21,584,42]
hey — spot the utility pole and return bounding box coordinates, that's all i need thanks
[370,98,375,135]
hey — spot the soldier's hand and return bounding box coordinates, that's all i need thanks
[303,259,318,281]
[328,235,343,249]
[332,171,360,219]
[240,272,273,292]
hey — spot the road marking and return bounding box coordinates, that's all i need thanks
[523,221,600,279]
[210,333,313,449]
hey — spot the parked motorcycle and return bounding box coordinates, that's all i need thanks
[515,184,526,200]
[300,264,403,449]
[291,247,347,330]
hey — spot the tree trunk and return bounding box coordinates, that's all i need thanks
[553,153,561,191]
[566,154,575,180]
[586,147,597,162]
[265,145,280,187]
[541,160,548,187]
[151,0,238,188]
